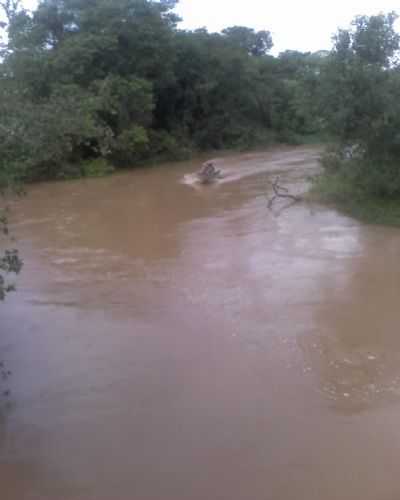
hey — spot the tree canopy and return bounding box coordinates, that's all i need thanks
[0,0,328,183]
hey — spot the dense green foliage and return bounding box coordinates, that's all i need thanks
[314,12,400,216]
[0,0,326,184]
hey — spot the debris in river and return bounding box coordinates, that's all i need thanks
[267,177,303,209]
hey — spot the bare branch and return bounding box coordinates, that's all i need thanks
[0,0,21,22]
[267,177,302,209]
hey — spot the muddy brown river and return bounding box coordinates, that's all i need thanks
[2,146,400,499]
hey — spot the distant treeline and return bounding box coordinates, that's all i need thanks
[0,1,400,199]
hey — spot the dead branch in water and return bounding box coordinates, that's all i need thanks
[267,177,302,209]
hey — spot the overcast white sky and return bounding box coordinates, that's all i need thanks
[175,0,400,54]
[19,0,400,54]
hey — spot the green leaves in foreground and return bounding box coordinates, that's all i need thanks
[0,249,23,301]
[0,209,22,301]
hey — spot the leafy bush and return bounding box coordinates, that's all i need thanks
[82,158,115,178]
[111,126,150,166]
[148,130,192,161]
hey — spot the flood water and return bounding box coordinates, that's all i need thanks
[2,146,400,499]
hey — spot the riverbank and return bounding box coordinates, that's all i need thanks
[310,169,400,227]
[11,134,325,186]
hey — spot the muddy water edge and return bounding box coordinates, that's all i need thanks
[2,146,400,500]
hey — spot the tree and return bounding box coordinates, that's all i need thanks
[0,0,181,179]
[222,26,273,56]
[318,12,400,198]
[321,12,400,151]
[0,0,21,23]
[351,12,399,67]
